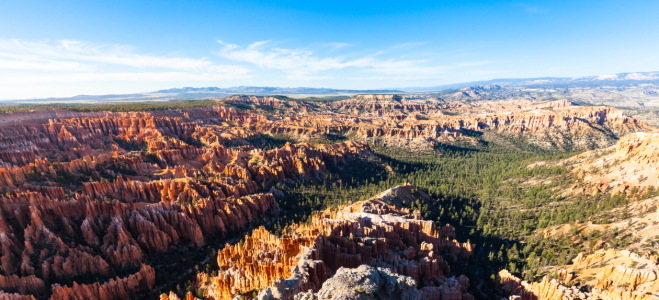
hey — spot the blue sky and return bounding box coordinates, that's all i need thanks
[1,0,658,99]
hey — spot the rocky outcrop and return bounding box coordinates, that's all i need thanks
[190,186,473,300]
[333,94,448,113]
[292,265,421,300]
[596,265,658,291]
[497,268,659,300]
[568,131,659,198]
[0,292,37,300]
[0,274,45,295]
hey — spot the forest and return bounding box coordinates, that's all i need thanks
[228,136,655,298]
[0,99,219,113]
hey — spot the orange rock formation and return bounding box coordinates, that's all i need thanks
[568,131,659,198]
[188,187,474,300]
[0,104,369,299]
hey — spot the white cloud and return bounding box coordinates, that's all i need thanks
[325,42,351,50]
[349,75,443,81]
[0,39,252,85]
[469,70,505,75]
[0,70,251,84]
[0,39,253,99]
[387,42,429,50]
[514,4,548,14]
[457,61,491,67]
[0,39,216,70]
[216,40,450,79]
[0,59,90,71]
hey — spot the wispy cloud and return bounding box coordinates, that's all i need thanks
[469,70,505,75]
[548,66,567,71]
[216,40,449,80]
[387,42,429,50]
[0,39,251,83]
[456,61,491,67]
[0,71,249,84]
[514,4,548,14]
[324,42,352,51]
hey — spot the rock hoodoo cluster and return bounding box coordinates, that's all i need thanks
[246,95,648,151]
[0,104,369,299]
[0,95,652,299]
[186,186,474,300]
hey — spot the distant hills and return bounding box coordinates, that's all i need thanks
[154,86,403,94]
[4,87,403,103]
[403,71,659,92]
[4,71,659,104]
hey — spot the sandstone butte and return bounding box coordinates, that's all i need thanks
[498,248,659,300]
[566,131,659,199]
[174,185,475,300]
[0,104,371,299]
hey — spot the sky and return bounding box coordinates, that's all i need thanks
[1,0,659,99]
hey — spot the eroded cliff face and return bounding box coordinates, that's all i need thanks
[498,244,659,300]
[245,95,649,151]
[0,96,651,299]
[181,186,474,300]
[0,105,370,299]
[566,131,659,198]
[498,258,659,300]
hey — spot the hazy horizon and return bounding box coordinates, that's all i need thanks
[2,0,659,99]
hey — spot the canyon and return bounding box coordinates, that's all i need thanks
[248,96,648,151]
[0,103,371,299]
[0,94,657,300]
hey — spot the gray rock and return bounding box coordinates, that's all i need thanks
[294,265,420,300]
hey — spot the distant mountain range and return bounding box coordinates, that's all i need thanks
[154,86,403,94]
[4,87,403,103]
[4,71,659,104]
[402,71,659,92]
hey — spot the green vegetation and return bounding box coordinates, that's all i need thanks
[262,138,652,298]
[247,134,297,150]
[269,95,349,102]
[0,99,219,113]
[270,156,394,235]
